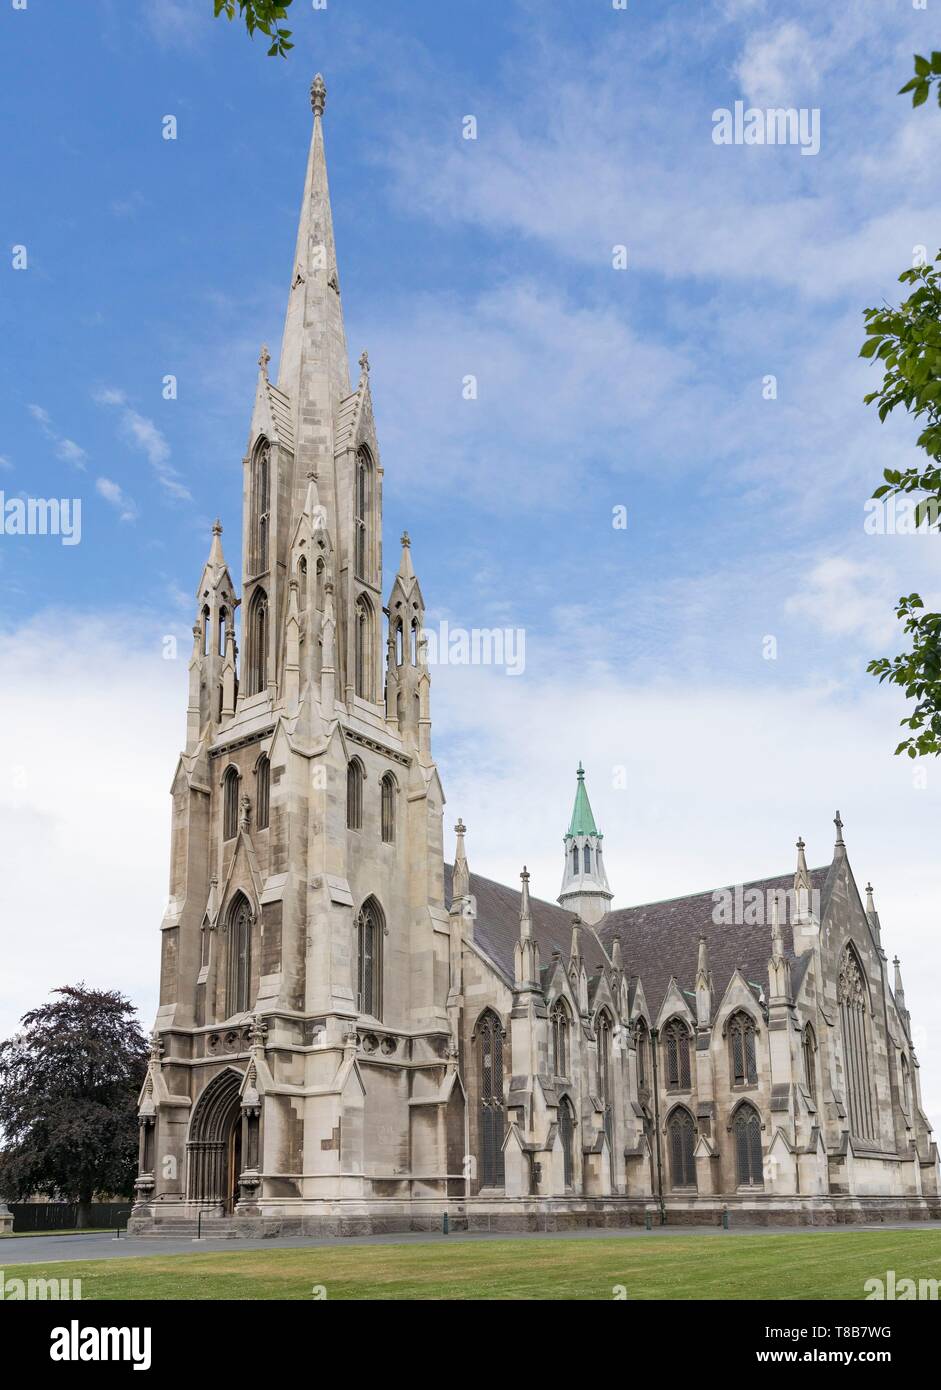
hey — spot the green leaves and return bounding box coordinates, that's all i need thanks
[213,0,294,58]
[862,242,941,758]
[899,53,941,107]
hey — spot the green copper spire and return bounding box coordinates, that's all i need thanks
[567,762,599,837]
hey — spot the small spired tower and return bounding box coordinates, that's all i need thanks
[557,763,613,926]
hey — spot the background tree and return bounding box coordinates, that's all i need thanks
[213,0,295,58]
[862,55,941,757]
[0,986,148,1227]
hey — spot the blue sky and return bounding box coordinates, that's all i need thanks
[1,0,941,1122]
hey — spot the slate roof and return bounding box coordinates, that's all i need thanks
[444,861,834,1015]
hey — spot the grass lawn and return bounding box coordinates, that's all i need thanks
[4,1229,941,1300]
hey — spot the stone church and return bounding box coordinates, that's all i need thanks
[130,77,938,1235]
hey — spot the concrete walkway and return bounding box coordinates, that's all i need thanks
[1,1221,937,1266]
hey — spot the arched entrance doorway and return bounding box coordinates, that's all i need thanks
[187,1068,244,1213]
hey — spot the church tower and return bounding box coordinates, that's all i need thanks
[557,763,613,925]
[133,76,462,1232]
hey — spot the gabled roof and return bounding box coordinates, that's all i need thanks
[446,862,831,1015]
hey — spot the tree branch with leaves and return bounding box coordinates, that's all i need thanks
[213,0,295,58]
[861,58,941,758]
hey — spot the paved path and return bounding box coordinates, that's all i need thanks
[1,1221,936,1266]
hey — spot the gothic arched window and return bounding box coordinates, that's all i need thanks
[668,1107,697,1189]
[356,898,383,1018]
[256,755,270,831]
[550,999,570,1077]
[635,1019,649,1090]
[559,1097,575,1188]
[839,945,875,1140]
[900,1053,911,1116]
[733,1102,764,1186]
[663,1018,691,1089]
[355,595,373,702]
[222,766,240,841]
[347,758,364,831]
[728,1011,758,1086]
[571,844,579,875]
[298,557,308,611]
[596,1010,614,1173]
[354,448,372,579]
[227,894,252,1016]
[584,843,592,874]
[251,439,270,574]
[202,605,211,656]
[476,1009,505,1188]
[802,1024,817,1101]
[380,772,396,843]
[247,588,268,695]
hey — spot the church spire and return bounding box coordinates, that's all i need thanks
[276,73,352,474]
[513,867,540,994]
[557,763,613,926]
[452,819,470,900]
[189,519,237,745]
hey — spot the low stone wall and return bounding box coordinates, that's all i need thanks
[127,1192,940,1239]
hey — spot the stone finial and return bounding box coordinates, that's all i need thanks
[310,73,326,117]
[213,518,222,535]
[834,810,845,847]
[401,531,411,549]
[258,344,270,377]
[865,882,876,917]
[770,892,785,959]
[358,349,370,375]
[452,818,470,900]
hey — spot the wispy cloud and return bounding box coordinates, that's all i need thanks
[109,191,145,219]
[27,403,87,470]
[93,388,191,501]
[144,0,206,50]
[96,476,139,523]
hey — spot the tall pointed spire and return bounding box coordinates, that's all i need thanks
[452,819,470,900]
[397,531,416,582]
[277,73,351,473]
[567,762,598,836]
[519,866,532,940]
[558,763,613,925]
[514,866,540,993]
[893,956,907,1013]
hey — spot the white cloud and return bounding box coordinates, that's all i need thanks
[94,388,191,501]
[735,22,821,105]
[144,0,206,50]
[56,439,88,468]
[785,556,899,644]
[96,476,139,523]
[27,404,87,471]
[109,192,145,219]
[0,612,188,1049]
